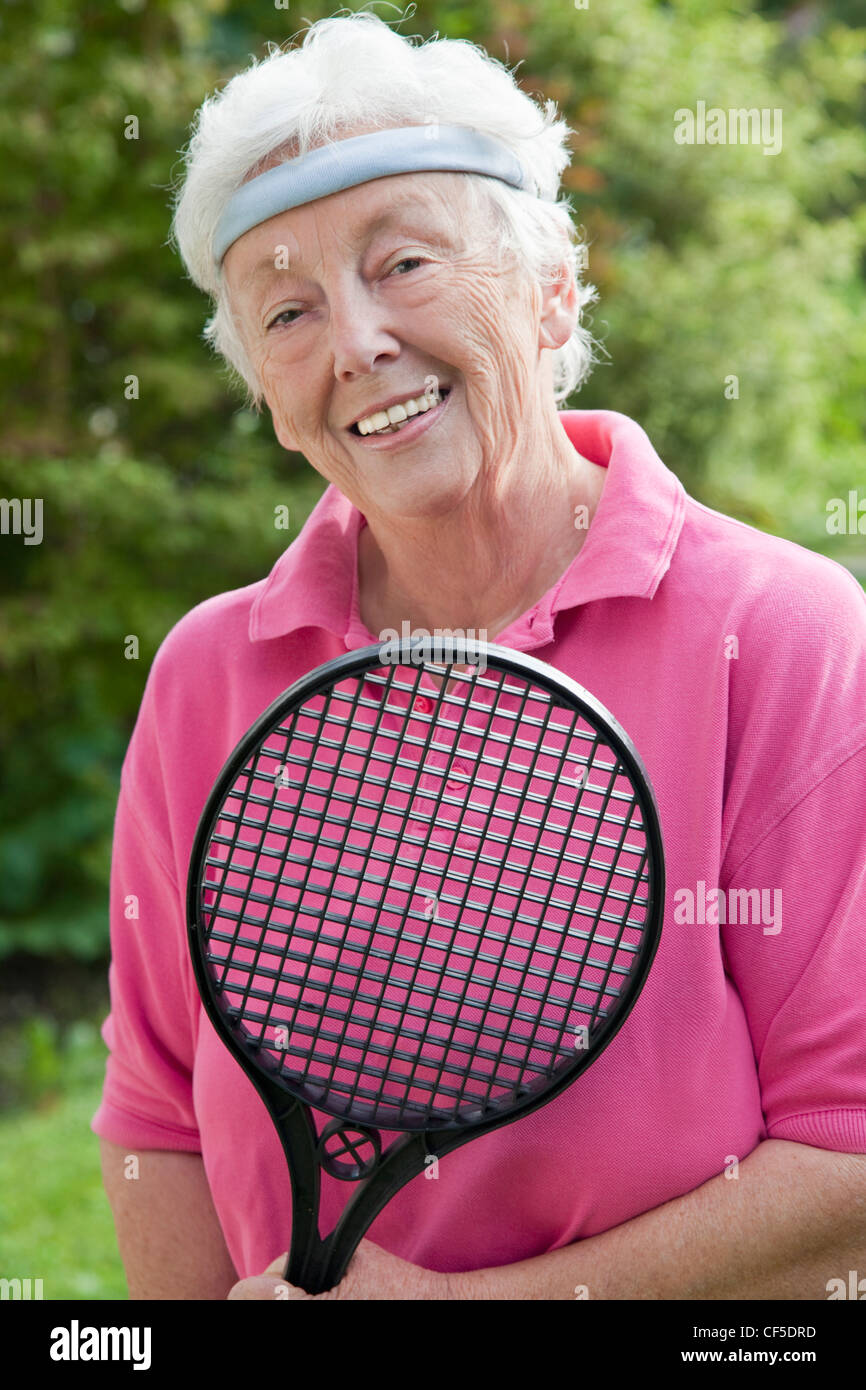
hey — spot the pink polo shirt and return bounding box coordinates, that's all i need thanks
[92,409,866,1280]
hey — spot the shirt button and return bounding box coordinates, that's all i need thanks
[414,696,433,713]
[447,759,469,792]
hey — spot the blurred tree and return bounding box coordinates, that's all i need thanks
[0,0,864,957]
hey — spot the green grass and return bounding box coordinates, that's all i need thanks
[0,1019,128,1300]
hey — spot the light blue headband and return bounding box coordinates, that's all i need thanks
[213,124,534,265]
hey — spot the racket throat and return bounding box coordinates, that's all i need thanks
[287,1130,444,1295]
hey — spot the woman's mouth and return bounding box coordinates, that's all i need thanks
[348,388,452,449]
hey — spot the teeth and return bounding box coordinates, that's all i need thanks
[357,390,444,435]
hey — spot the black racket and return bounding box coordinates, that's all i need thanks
[186,638,664,1294]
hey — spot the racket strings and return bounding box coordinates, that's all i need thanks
[355,666,542,1118]
[208,867,644,1111]
[208,767,644,1112]
[206,809,647,899]
[206,713,647,926]
[199,656,653,1128]
[425,679,599,1115]
[213,656,463,1068]
[291,657,487,1116]
[469,725,622,1111]
[257,665,409,1040]
[230,671,373,1026]
[205,909,644,984]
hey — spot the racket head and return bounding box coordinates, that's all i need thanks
[186,639,664,1139]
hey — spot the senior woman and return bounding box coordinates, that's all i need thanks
[93,14,866,1301]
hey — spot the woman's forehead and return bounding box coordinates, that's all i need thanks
[224,174,462,285]
[212,123,528,270]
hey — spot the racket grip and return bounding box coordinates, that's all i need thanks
[292,1131,440,1294]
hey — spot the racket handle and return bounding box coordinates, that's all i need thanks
[291,1131,441,1294]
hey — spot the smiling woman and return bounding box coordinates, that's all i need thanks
[92,9,866,1303]
[169,16,608,643]
[214,154,608,638]
[171,21,597,405]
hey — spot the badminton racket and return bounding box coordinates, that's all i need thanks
[186,637,664,1293]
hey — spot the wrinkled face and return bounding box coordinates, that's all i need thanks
[223,168,573,521]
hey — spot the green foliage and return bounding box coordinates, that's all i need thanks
[0,1017,128,1298]
[0,443,325,959]
[1,0,864,961]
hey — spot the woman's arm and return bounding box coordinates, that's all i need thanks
[229,1139,866,1300]
[452,1139,866,1300]
[100,1138,238,1300]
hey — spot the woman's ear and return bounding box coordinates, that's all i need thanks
[538,258,580,352]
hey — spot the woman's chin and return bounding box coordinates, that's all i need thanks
[373,469,475,520]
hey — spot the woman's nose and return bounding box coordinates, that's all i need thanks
[328,283,400,380]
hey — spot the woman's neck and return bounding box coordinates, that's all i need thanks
[357,443,606,643]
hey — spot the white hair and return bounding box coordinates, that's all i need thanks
[170,10,599,411]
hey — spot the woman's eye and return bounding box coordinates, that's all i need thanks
[266,260,424,329]
[390,257,424,275]
[267,307,303,330]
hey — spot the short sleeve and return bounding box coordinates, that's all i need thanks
[720,741,866,1153]
[90,777,202,1152]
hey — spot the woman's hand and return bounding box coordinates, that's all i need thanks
[227,1238,454,1301]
